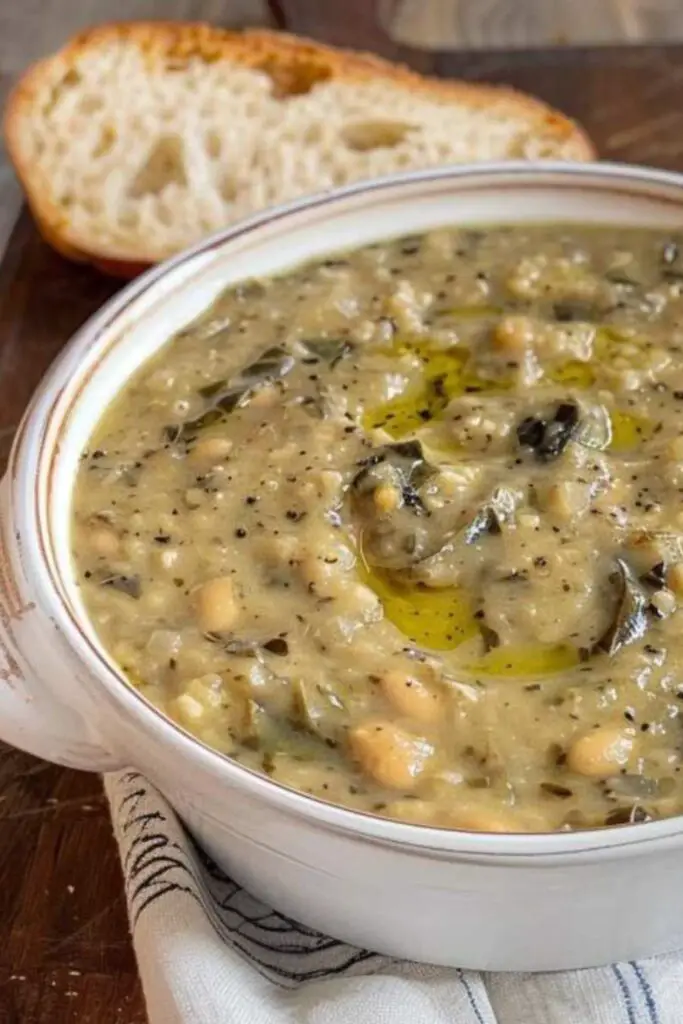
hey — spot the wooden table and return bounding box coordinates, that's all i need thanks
[3,4,683,1021]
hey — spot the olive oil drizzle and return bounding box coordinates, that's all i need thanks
[358,316,652,677]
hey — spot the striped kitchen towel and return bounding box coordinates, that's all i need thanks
[105,770,681,1024]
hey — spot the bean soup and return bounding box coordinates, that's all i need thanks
[73,225,683,832]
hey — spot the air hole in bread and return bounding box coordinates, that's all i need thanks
[119,208,140,229]
[129,135,187,198]
[82,197,102,215]
[92,124,117,159]
[78,95,104,115]
[205,131,222,160]
[219,176,238,203]
[341,121,414,152]
[43,67,83,115]
[303,123,323,144]
[156,205,173,227]
[264,61,333,98]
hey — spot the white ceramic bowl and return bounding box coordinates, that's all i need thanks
[3,162,683,971]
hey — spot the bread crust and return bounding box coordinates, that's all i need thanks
[4,21,596,277]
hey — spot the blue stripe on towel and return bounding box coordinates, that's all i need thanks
[629,961,660,1024]
[457,969,488,1024]
[612,964,638,1024]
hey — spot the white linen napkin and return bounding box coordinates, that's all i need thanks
[104,769,683,1024]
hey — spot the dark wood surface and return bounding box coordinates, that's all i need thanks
[3,4,683,1020]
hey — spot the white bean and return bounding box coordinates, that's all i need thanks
[349,720,433,790]
[194,576,239,633]
[171,693,205,726]
[87,524,120,558]
[381,670,442,724]
[190,437,233,465]
[567,727,634,777]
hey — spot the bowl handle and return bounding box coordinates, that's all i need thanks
[0,486,122,772]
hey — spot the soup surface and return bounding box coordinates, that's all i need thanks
[73,224,683,832]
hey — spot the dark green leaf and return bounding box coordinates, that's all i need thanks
[206,633,289,657]
[553,301,600,323]
[292,679,346,740]
[604,805,652,826]
[263,637,289,656]
[480,623,500,652]
[198,377,228,399]
[304,338,354,368]
[167,346,296,441]
[540,782,573,799]
[204,633,260,656]
[517,402,579,461]
[594,558,650,657]
[241,346,295,382]
[99,573,141,599]
[198,346,294,399]
[463,487,518,544]
[351,440,438,514]
[605,269,639,288]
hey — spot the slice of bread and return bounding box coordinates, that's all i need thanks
[5,21,595,276]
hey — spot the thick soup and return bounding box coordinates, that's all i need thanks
[73,225,683,832]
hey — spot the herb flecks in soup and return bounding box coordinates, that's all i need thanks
[73,226,683,833]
